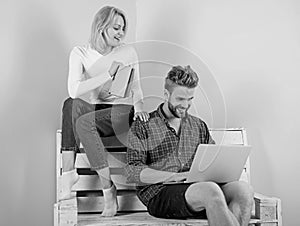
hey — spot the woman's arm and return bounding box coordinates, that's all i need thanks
[67,48,112,98]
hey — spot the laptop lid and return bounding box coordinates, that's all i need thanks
[186,144,251,183]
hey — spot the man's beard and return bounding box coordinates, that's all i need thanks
[168,102,189,118]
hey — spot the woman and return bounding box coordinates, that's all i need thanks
[60,6,149,217]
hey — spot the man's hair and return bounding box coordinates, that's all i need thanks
[164,65,199,93]
[89,6,127,53]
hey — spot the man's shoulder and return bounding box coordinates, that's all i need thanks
[187,114,207,126]
[132,110,159,126]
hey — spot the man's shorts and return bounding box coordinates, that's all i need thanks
[147,183,207,219]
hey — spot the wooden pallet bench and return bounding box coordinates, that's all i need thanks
[54,128,282,226]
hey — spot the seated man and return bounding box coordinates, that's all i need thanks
[125,65,254,226]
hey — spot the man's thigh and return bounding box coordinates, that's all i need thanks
[147,184,206,219]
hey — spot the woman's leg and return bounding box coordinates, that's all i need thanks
[76,104,134,216]
[60,97,96,200]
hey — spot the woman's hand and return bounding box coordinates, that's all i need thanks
[133,111,149,122]
[108,61,124,79]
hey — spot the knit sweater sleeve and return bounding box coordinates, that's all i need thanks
[67,47,111,98]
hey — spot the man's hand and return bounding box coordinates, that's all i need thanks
[165,172,189,183]
[108,61,124,79]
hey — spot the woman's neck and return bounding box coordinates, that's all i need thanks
[98,46,113,55]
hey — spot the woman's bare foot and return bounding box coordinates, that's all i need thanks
[59,169,80,200]
[101,184,118,217]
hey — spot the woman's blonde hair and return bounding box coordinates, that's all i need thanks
[89,6,127,53]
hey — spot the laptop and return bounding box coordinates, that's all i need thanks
[109,66,134,98]
[164,144,251,184]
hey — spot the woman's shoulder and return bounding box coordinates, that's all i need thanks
[70,44,91,56]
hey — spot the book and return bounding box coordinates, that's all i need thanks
[109,66,134,98]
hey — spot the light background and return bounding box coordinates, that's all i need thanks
[1,0,299,225]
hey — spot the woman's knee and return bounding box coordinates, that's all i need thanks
[75,113,94,135]
[62,97,73,114]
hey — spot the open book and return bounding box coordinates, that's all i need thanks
[109,66,134,98]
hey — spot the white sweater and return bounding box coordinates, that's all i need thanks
[68,44,144,111]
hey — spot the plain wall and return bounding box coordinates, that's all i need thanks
[0,0,136,225]
[136,0,300,225]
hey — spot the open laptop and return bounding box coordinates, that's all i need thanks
[164,144,251,184]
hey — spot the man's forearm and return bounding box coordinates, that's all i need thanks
[140,168,174,184]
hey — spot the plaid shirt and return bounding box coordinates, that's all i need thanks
[125,103,215,206]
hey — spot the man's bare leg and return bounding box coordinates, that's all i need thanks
[185,182,239,226]
[222,181,254,226]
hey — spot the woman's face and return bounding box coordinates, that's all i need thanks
[103,15,125,48]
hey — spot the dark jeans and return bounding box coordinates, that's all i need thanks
[61,97,134,169]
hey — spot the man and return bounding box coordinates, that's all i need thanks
[125,65,254,226]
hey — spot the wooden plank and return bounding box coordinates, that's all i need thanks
[56,130,62,203]
[254,193,278,222]
[276,197,283,226]
[54,203,59,226]
[75,152,127,168]
[210,129,244,145]
[241,129,251,184]
[72,175,136,191]
[77,212,261,226]
[57,198,78,226]
[254,193,277,205]
[78,212,209,226]
[77,195,147,213]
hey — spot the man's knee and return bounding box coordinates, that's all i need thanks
[234,181,254,206]
[225,181,254,207]
[185,182,227,210]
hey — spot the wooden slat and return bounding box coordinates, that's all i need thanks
[56,198,78,226]
[72,175,136,191]
[78,213,208,226]
[210,129,244,145]
[78,195,147,213]
[77,212,261,226]
[75,152,126,168]
[56,131,62,203]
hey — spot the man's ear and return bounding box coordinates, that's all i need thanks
[164,89,170,101]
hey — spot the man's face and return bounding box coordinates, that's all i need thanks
[166,86,195,118]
